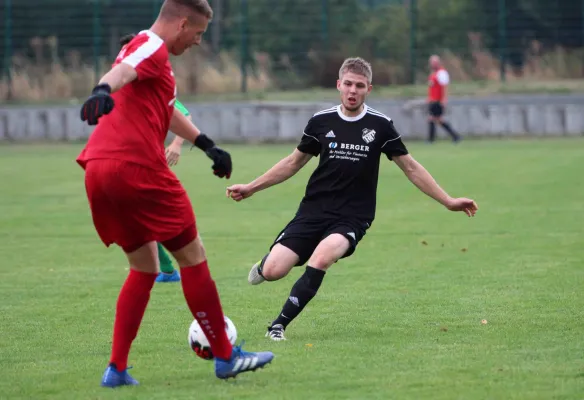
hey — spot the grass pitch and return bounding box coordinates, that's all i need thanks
[0,138,583,399]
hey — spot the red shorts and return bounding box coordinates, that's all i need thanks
[82,159,197,252]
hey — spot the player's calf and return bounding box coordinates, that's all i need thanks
[268,266,326,338]
[267,234,350,338]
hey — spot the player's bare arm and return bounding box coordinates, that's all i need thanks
[169,109,232,179]
[170,108,201,143]
[392,154,478,217]
[226,149,312,201]
[165,114,190,166]
[165,135,186,166]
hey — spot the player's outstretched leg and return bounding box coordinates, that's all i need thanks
[101,242,158,388]
[167,230,274,378]
[266,266,325,341]
[248,244,300,285]
[156,242,180,283]
[266,234,349,341]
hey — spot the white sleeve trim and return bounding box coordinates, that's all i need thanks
[381,136,402,148]
[436,70,450,86]
[302,132,320,142]
[121,32,163,69]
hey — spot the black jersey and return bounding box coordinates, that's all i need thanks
[296,104,409,223]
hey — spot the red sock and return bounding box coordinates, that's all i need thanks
[109,269,157,371]
[180,261,233,360]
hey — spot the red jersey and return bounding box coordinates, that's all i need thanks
[77,30,177,171]
[427,68,450,102]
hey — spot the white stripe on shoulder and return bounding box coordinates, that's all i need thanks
[121,31,163,69]
[313,106,337,117]
[367,108,392,123]
[381,136,402,148]
[302,132,320,142]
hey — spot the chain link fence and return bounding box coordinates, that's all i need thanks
[1,0,584,102]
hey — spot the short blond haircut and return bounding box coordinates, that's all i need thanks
[161,0,213,20]
[338,57,373,83]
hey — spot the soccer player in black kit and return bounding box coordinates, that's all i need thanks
[226,57,478,341]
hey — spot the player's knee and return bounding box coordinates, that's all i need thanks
[124,241,159,273]
[170,235,206,267]
[307,253,336,271]
[261,267,279,281]
[261,256,293,281]
[261,260,286,281]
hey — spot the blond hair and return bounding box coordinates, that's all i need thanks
[339,57,373,83]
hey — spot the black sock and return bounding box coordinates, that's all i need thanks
[272,266,326,329]
[440,121,460,140]
[428,121,436,142]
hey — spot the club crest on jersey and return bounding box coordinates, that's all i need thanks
[362,129,376,144]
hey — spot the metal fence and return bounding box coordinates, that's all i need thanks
[1,0,584,102]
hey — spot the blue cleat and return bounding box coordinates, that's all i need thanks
[100,364,139,388]
[214,343,274,379]
[155,270,180,283]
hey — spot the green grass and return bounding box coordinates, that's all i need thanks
[1,139,583,399]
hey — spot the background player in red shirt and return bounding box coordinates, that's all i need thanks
[427,55,461,143]
[77,0,274,387]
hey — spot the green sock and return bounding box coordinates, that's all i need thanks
[157,242,175,274]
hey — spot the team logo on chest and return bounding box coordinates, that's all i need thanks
[362,128,376,144]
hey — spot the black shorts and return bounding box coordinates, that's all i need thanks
[269,214,370,266]
[429,102,444,117]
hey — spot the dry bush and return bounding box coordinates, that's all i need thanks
[1,38,273,102]
[1,34,584,102]
[172,45,272,94]
[463,33,584,82]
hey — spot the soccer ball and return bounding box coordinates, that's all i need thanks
[188,316,237,360]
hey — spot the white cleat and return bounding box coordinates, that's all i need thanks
[265,324,286,341]
[248,261,266,285]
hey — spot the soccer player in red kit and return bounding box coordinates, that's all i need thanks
[427,55,461,143]
[77,0,274,387]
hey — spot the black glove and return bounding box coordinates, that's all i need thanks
[194,134,233,179]
[80,83,115,125]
